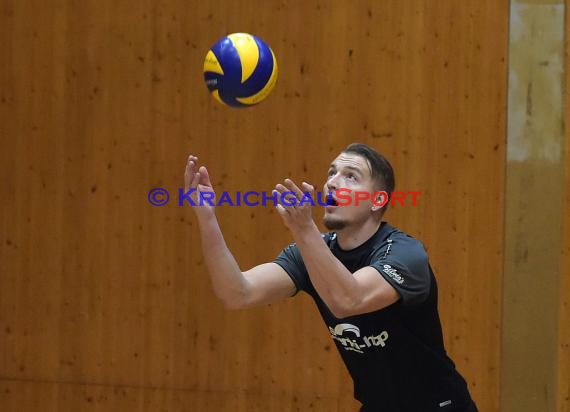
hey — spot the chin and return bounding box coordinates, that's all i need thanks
[323,216,348,230]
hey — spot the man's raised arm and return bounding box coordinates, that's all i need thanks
[185,155,296,309]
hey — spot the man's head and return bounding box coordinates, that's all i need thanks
[322,143,395,231]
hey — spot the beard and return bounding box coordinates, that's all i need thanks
[323,215,348,230]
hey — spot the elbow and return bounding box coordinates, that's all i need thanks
[217,290,250,310]
[330,307,349,319]
[328,296,361,319]
[330,306,355,319]
[211,279,251,310]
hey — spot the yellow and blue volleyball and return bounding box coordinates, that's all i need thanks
[203,33,278,108]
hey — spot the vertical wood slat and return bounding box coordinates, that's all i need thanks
[502,2,566,411]
[557,2,570,410]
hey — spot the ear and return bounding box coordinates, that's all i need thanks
[370,191,388,212]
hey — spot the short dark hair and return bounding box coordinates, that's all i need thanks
[342,143,395,206]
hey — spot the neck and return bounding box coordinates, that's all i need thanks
[335,218,383,250]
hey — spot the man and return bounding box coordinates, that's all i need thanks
[184,143,477,411]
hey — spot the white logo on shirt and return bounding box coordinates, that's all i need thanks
[382,264,404,284]
[328,323,389,354]
[331,323,361,337]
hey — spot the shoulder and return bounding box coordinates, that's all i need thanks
[369,226,432,306]
[389,231,427,254]
[370,226,430,282]
[368,225,427,259]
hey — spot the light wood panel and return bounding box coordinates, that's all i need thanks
[558,122,570,412]
[557,2,570,410]
[501,1,566,411]
[0,0,508,410]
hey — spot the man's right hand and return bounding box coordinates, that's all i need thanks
[184,155,216,217]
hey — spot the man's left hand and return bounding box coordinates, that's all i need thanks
[274,179,317,234]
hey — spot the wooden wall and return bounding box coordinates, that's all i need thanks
[501,1,566,411]
[558,2,570,410]
[0,1,508,411]
[559,106,570,410]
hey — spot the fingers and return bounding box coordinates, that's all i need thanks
[274,179,300,202]
[198,166,212,187]
[185,155,196,175]
[273,179,317,214]
[274,179,316,232]
[301,181,315,192]
[185,156,214,186]
[275,179,314,202]
[274,184,297,208]
[283,178,304,198]
[191,172,200,189]
[186,155,198,172]
[275,203,288,216]
[184,171,200,195]
[184,155,200,192]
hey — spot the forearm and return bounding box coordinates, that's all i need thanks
[292,224,361,317]
[196,213,250,308]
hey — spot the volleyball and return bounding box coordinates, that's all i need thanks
[203,33,278,108]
